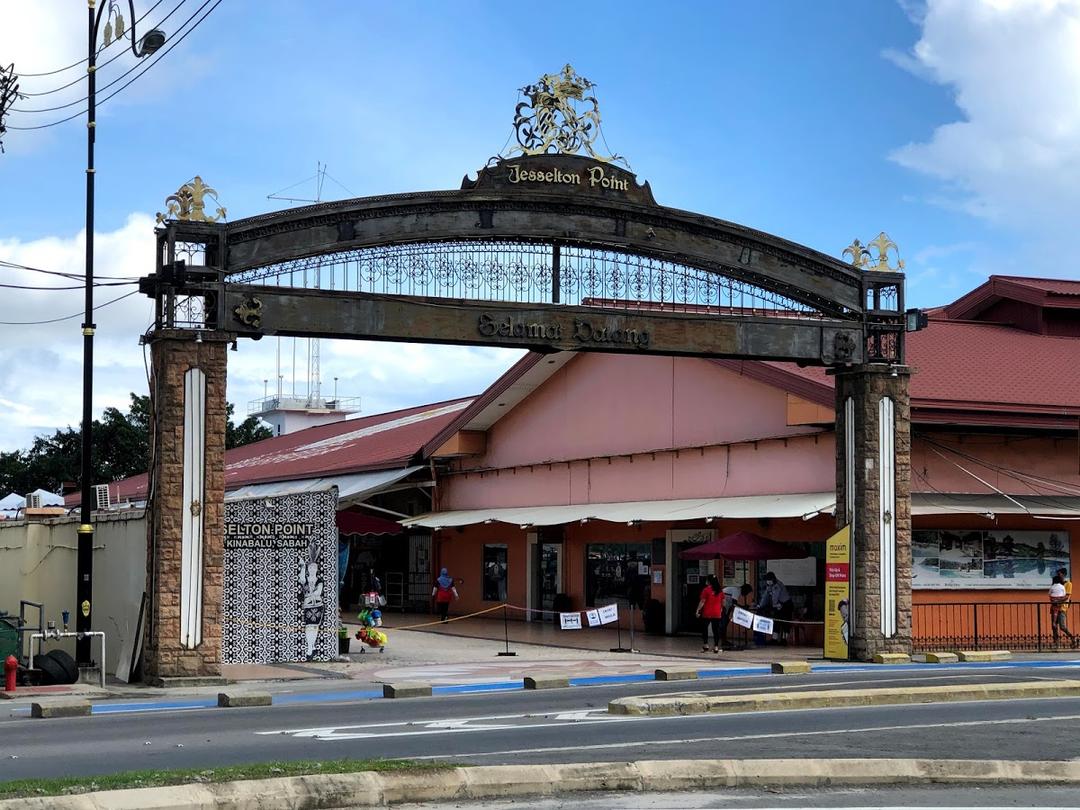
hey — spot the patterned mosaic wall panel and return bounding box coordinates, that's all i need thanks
[222,490,339,664]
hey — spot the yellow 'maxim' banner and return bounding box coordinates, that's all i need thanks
[824,525,851,660]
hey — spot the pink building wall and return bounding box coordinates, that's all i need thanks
[432,352,1080,628]
[442,354,831,510]
[910,435,1080,494]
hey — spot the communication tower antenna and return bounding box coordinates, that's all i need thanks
[250,166,361,434]
[266,163,355,403]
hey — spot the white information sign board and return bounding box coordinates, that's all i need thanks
[597,604,619,625]
[732,607,754,629]
[752,615,775,635]
[559,612,582,630]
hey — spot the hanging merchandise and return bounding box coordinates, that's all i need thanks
[354,608,387,653]
[355,625,387,651]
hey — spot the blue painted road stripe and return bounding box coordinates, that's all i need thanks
[9,658,1077,717]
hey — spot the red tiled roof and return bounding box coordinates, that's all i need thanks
[997,276,1080,297]
[946,275,1080,321]
[742,318,1080,426]
[73,397,473,506]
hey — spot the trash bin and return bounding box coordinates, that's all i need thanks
[0,616,17,661]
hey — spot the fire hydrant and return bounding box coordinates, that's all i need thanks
[4,655,16,692]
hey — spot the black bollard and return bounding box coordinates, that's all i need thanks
[497,604,516,656]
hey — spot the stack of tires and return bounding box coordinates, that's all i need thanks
[33,649,79,685]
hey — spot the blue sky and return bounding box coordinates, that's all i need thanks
[1,0,1078,451]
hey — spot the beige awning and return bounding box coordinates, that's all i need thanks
[401,492,836,529]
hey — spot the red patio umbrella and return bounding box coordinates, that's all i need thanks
[678,530,808,561]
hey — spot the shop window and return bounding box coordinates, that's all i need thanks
[482,544,508,602]
[585,543,652,608]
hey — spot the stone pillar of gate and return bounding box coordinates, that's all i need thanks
[143,329,230,682]
[833,364,912,660]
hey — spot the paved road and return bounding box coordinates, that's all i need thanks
[3,665,1080,780]
[392,785,1080,809]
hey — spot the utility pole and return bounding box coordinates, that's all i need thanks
[78,1,166,667]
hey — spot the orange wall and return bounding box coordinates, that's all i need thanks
[433,523,529,618]
[434,514,839,629]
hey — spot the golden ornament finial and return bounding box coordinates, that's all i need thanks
[507,64,624,164]
[156,176,227,224]
[842,238,870,269]
[867,231,903,272]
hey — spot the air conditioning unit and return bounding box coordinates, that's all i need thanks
[24,492,42,510]
[94,484,112,511]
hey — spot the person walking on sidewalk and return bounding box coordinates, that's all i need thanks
[696,575,725,653]
[432,568,459,623]
[1050,571,1076,647]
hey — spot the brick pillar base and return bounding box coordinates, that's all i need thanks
[143,330,230,680]
[834,364,912,660]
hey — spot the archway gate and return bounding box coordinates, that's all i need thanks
[139,82,911,678]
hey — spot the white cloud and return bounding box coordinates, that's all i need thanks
[889,0,1080,232]
[0,214,155,449]
[0,213,522,452]
[0,1,206,153]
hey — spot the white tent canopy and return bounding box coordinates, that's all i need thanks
[0,489,64,512]
[401,492,836,529]
[0,492,23,512]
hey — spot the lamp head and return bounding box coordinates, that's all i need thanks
[138,28,166,56]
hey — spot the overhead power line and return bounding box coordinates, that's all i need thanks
[0,257,139,282]
[0,281,138,290]
[14,0,192,107]
[13,0,169,79]
[0,289,140,325]
[5,0,223,132]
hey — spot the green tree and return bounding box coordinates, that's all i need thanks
[225,402,274,449]
[0,395,272,494]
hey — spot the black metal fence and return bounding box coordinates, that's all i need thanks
[914,601,1074,652]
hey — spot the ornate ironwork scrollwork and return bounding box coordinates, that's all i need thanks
[833,332,857,363]
[231,241,834,321]
[233,297,263,328]
[507,64,623,165]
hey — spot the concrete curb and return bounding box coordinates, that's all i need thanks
[30,700,91,719]
[608,679,1080,716]
[6,759,1080,809]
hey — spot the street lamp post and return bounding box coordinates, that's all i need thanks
[77,1,164,667]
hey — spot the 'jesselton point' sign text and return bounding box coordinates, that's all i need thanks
[478,313,650,349]
[506,163,629,191]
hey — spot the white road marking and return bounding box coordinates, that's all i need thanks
[408,712,1080,760]
[255,691,1080,743]
[255,707,610,737]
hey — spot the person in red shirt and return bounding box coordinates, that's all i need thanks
[696,575,725,653]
